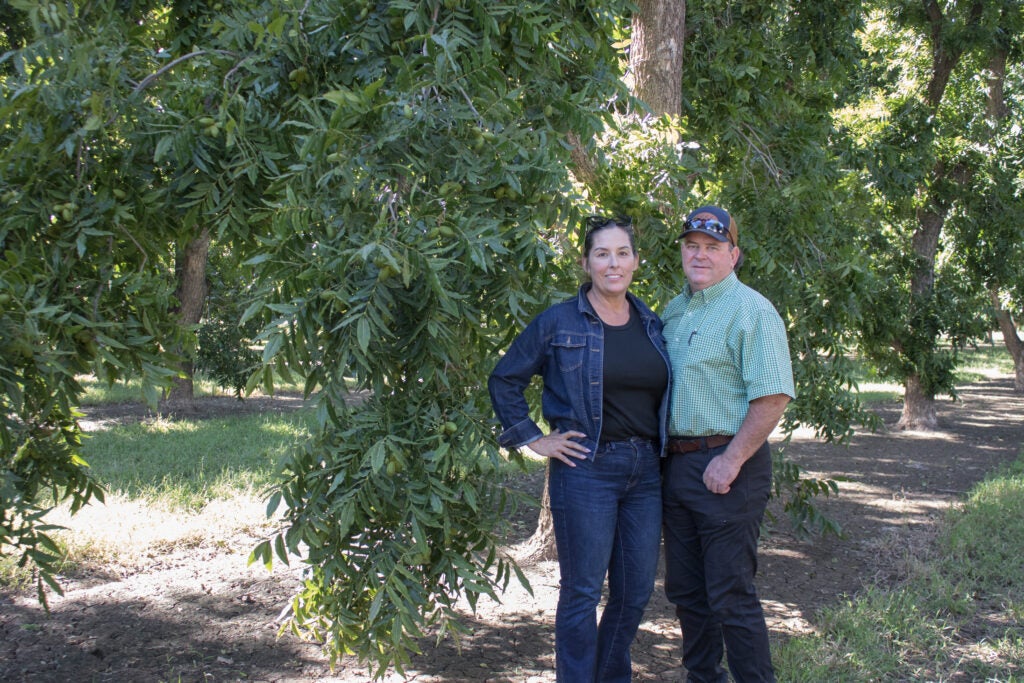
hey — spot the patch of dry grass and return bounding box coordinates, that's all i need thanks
[48,493,282,577]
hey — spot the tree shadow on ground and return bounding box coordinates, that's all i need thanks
[0,586,329,682]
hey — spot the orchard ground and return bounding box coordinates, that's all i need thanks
[1,376,1022,682]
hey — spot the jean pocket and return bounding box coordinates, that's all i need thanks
[551,333,587,373]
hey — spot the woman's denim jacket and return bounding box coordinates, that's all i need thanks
[487,284,671,459]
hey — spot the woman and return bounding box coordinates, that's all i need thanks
[487,215,670,682]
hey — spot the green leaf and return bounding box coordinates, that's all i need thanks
[266,490,282,516]
[274,534,289,566]
[248,540,271,568]
[356,316,371,354]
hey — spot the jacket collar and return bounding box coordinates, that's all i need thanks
[576,283,652,323]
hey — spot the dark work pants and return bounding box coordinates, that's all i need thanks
[662,441,775,683]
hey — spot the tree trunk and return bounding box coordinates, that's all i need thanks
[567,130,599,188]
[984,48,1008,120]
[899,373,939,430]
[897,4,968,431]
[629,0,685,117]
[514,465,558,563]
[164,228,211,409]
[982,54,1021,392]
[990,288,1024,392]
[898,205,944,430]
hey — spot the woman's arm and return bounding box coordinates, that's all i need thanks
[487,318,548,448]
[487,310,591,466]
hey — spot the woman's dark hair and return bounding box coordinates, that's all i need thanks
[582,215,635,257]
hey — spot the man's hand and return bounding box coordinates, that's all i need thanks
[527,429,590,466]
[702,393,790,494]
[703,452,743,494]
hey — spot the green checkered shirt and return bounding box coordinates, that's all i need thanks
[663,272,795,437]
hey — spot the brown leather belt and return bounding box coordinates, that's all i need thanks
[667,435,733,454]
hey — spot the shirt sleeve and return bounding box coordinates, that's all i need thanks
[740,305,796,402]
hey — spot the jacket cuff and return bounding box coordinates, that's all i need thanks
[498,419,544,449]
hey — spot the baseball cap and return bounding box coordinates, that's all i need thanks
[679,205,738,246]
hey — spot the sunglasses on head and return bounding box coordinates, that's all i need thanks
[585,215,633,232]
[681,217,732,243]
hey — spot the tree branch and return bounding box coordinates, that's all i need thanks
[133,50,238,94]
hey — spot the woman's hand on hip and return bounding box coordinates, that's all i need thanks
[526,430,590,467]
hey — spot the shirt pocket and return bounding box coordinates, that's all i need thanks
[550,333,587,373]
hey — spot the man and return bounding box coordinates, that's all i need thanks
[661,205,795,683]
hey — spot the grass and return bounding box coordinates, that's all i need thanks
[954,341,1018,383]
[62,339,1009,510]
[847,337,1015,406]
[75,373,307,405]
[2,381,535,582]
[78,411,315,509]
[775,455,1024,682]
[0,407,317,583]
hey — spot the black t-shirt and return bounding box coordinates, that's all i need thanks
[600,304,668,443]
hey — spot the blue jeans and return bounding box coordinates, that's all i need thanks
[549,437,662,682]
[662,441,775,683]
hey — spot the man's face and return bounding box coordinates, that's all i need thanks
[680,231,740,292]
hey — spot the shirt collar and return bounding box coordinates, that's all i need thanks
[685,271,739,303]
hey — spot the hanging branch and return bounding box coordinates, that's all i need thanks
[132,49,238,94]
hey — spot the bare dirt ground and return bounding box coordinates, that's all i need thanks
[1,377,1022,683]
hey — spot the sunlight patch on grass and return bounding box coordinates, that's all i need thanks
[854,382,902,405]
[75,373,309,406]
[77,375,225,405]
[954,342,1016,382]
[139,416,203,434]
[0,551,35,591]
[78,410,313,509]
[842,341,1015,406]
[47,492,282,575]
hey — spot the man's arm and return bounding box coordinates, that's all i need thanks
[702,393,790,495]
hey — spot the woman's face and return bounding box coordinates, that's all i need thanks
[582,227,639,299]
